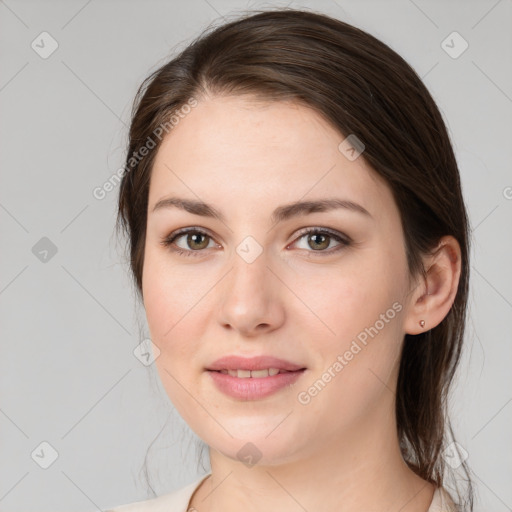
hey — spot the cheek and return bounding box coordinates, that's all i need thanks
[298,244,408,391]
[142,248,201,342]
[142,255,202,415]
[142,249,217,384]
[142,258,198,393]
[296,254,405,342]
[142,268,173,346]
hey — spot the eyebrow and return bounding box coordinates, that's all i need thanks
[151,197,372,223]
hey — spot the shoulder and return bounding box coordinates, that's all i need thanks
[106,473,211,512]
[428,486,458,512]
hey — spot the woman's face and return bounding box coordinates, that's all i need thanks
[142,95,415,465]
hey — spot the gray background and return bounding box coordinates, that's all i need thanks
[1,0,511,511]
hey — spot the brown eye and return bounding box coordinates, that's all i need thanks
[291,228,351,255]
[307,232,331,251]
[160,228,216,257]
[185,232,210,250]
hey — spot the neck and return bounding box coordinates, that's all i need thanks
[189,398,435,512]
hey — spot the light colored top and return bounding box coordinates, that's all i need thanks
[106,473,457,512]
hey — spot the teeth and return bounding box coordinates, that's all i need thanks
[219,368,282,378]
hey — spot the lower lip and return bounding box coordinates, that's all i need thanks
[207,370,306,400]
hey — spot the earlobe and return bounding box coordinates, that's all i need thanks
[404,236,462,335]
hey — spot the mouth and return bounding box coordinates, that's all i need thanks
[206,355,306,374]
[205,355,307,399]
[209,368,305,378]
[206,367,307,400]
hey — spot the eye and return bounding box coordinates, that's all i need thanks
[290,227,351,255]
[160,227,217,257]
[160,226,351,258]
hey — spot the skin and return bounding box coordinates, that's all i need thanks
[142,94,462,512]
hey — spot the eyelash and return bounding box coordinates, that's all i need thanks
[160,226,351,258]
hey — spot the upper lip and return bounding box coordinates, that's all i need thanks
[206,355,306,372]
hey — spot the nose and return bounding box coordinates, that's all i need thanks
[217,247,286,337]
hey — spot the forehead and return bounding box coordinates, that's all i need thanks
[159,95,339,161]
[149,95,391,217]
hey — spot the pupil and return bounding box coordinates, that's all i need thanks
[189,233,207,249]
[310,234,328,250]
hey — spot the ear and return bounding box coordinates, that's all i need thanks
[403,235,462,335]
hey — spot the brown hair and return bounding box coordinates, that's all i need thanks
[117,7,473,509]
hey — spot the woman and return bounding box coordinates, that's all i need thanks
[109,7,473,512]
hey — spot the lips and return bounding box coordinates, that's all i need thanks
[206,357,307,400]
[206,355,306,372]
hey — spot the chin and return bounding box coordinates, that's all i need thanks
[212,441,300,469]
[204,425,305,467]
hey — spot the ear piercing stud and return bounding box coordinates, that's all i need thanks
[419,320,426,328]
